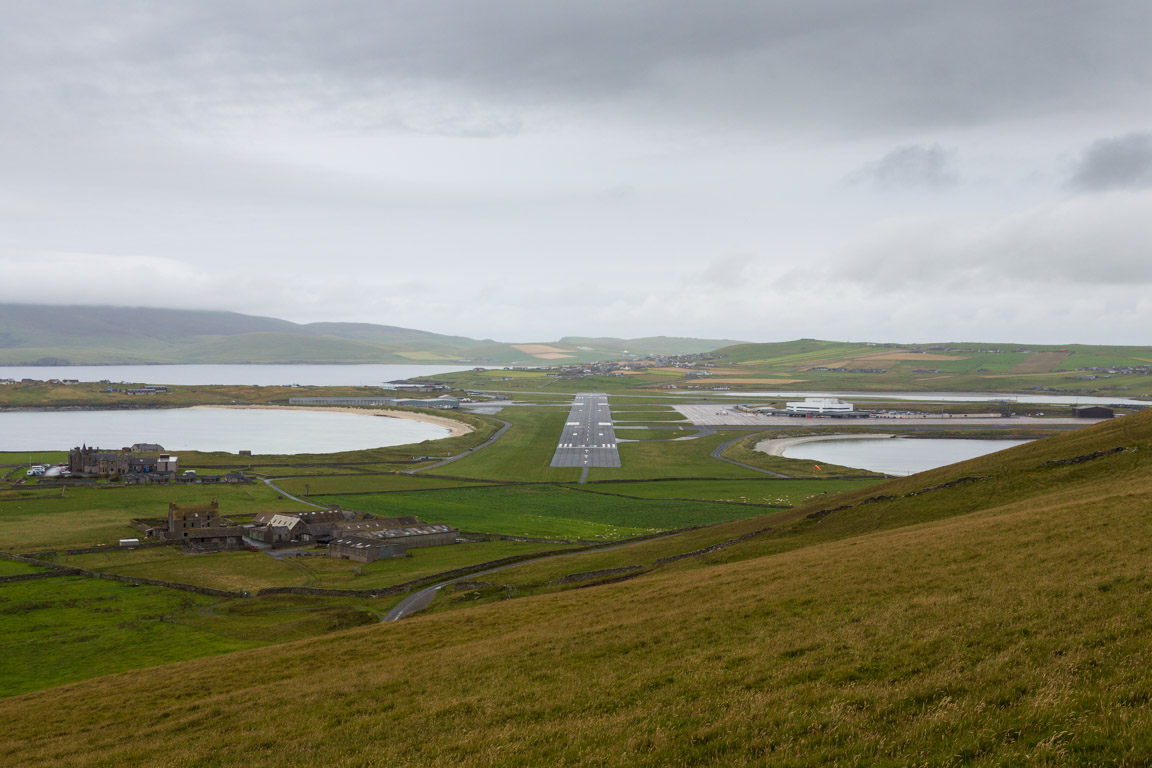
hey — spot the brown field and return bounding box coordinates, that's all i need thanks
[699,378,808,384]
[511,344,573,357]
[800,360,851,370]
[856,352,967,361]
[1007,351,1070,373]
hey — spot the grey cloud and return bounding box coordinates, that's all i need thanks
[833,193,1152,289]
[850,144,957,189]
[1070,133,1152,191]
[3,1,1151,137]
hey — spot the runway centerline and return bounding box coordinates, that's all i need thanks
[550,392,621,468]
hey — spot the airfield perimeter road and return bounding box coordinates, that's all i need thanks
[550,393,621,468]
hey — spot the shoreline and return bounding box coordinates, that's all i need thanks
[190,405,473,439]
[755,433,896,457]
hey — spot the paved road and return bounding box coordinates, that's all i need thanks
[407,417,512,473]
[709,434,790,477]
[261,478,326,508]
[383,535,670,622]
[550,393,621,468]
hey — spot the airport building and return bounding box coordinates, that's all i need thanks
[785,397,855,415]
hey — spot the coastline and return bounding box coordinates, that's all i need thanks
[190,405,474,439]
[755,433,896,457]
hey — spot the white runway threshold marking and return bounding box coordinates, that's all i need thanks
[550,392,622,468]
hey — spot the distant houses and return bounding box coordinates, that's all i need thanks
[67,444,250,484]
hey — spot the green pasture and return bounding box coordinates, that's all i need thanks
[575,477,881,505]
[273,473,498,496]
[56,539,570,592]
[295,539,576,590]
[441,408,581,482]
[0,558,46,576]
[0,484,310,552]
[319,484,762,541]
[586,431,767,481]
[0,576,262,697]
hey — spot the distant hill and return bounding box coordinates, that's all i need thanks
[0,304,738,365]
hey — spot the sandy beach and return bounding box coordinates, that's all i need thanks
[192,405,473,439]
[755,433,896,456]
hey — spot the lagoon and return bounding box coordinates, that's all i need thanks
[775,436,1034,476]
[0,407,450,454]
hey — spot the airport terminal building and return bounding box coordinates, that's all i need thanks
[785,397,855,415]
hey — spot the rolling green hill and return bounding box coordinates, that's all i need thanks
[3,409,1151,765]
[0,304,738,365]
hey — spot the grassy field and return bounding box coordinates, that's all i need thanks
[574,477,881,505]
[0,576,264,697]
[55,539,574,592]
[440,408,581,482]
[586,430,769,481]
[271,473,498,496]
[0,484,312,552]
[7,412,1152,764]
[0,558,46,576]
[294,540,579,590]
[321,484,763,540]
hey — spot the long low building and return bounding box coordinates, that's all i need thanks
[785,397,855,415]
[331,518,459,548]
[329,536,407,563]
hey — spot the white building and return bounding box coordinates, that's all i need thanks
[785,397,854,414]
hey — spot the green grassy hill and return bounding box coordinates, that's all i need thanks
[3,410,1151,764]
[0,304,738,365]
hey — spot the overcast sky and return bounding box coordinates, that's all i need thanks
[2,1,1151,344]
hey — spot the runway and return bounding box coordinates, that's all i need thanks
[550,393,621,468]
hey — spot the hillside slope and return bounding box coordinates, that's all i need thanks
[3,412,1151,765]
[0,304,737,364]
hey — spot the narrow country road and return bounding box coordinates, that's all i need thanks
[407,416,512,473]
[710,435,790,477]
[262,478,326,508]
[383,536,674,622]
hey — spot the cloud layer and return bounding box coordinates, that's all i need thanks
[2,2,1152,343]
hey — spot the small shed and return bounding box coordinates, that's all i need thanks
[1074,406,1115,419]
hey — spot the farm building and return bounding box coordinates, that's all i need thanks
[328,536,407,563]
[332,518,459,548]
[247,514,313,545]
[251,507,355,538]
[150,499,245,550]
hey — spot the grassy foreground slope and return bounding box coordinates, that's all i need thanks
[3,413,1152,765]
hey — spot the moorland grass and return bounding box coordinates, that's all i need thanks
[0,576,263,698]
